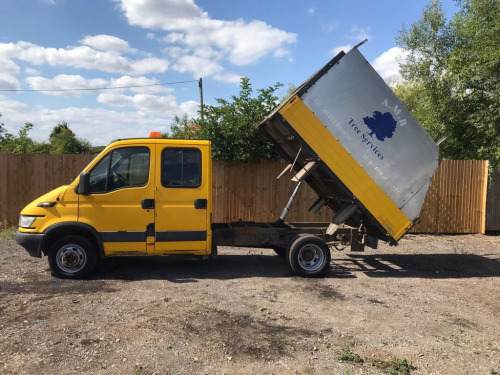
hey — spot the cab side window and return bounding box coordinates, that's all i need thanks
[89,147,150,193]
[161,148,201,188]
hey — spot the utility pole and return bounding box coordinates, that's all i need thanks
[199,77,204,121]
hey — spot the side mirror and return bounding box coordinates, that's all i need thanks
[79,172,90,196]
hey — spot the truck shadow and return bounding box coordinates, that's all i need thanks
[93,252,291,282]
[332,253,500,279]
[92,251,500,282]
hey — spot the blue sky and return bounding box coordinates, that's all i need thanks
[0,0,458,146]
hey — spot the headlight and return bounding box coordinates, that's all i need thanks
[18,215,37,228]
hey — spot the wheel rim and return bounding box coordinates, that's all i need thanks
[56,244,87,274]
[297,244,325,272]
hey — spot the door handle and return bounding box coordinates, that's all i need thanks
[194,199,207,209]
[141,198,155,209]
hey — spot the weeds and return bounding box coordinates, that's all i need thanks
[338,347,363,363]
[0,220,16,240]
[370,357,416,375]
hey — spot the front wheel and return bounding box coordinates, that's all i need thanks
[48,236,97,279]
[287,235,331,277]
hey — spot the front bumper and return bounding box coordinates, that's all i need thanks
[15,231,45,258]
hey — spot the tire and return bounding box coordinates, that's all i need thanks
[48,235,97,279]
[286,235,331,277]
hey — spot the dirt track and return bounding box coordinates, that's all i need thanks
[1,234,499,375]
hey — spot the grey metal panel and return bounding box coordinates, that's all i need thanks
[300,48,439,221]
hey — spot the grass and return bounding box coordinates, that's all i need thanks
[0,220,16,240]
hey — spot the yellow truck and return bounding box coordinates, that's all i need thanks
[16,46,439,279]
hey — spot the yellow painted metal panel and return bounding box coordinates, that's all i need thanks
[279,96,412,240]
[154,142,212,255]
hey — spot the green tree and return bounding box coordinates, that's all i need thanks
[396,0,500,167]
[0,114,6,142]
[0,123,38,153]
[169,77,283,161]
[49,122,92,154]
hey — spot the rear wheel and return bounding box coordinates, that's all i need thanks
[48,235,97,279]
[286,235,331,277]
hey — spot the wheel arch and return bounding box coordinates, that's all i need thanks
[41,222,104,258]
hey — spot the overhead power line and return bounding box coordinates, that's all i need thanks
[0,80,199,92]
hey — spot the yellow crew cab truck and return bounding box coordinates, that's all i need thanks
[16,45,439,279]
[16,137,213,278]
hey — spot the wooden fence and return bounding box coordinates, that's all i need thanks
[0,154,494,233]
[0,154,95,227]
[410,160,489,233]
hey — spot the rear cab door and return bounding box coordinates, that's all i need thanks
[154,140,212,255]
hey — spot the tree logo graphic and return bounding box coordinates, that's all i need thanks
[362,111,397,141]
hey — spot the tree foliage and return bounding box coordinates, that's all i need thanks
[0,123,38,153]
[49,122,92,154]
[396,0,500,167]
[0,118,92,154]
[168,77,283,161]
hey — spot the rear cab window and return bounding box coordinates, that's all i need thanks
[161,148,201,188]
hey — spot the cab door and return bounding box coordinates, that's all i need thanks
[154,143,211,255]
[78,145,155,255]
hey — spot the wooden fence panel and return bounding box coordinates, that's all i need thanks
[0,155,492,234]
[211,160,331,223]
[0,154,94,226]
[486,168,500,231]
[411,160,489,234]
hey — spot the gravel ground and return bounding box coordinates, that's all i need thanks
[1,233,499,375]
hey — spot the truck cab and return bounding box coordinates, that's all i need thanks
[16,136,213,278]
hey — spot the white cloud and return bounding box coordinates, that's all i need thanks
[96,93,133,107]
[25,67,40,75]
[331,44,352,56]
[119,0,205,29]
[213,72,242,84]
[81,35,136,54]
[173,54,223,77]
[324,20,339,33]
[0,58,20,75]
[0,73,21,91]
[97,91,199,117]
[372,47,408,80]
[349,25,372,42]
[20,74,173,98]
[118,0,297,78]
[0,41,169,75]
[108,75,173,94]
[0,98,198,145]
[25,74,108,97]
[129,57,169,75]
